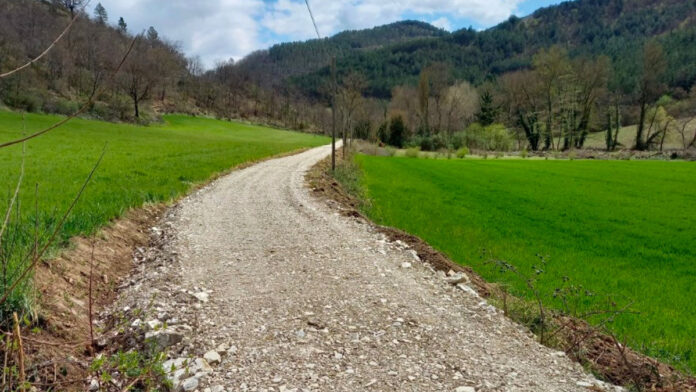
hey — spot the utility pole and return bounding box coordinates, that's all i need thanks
[304,0,336,172]
[331,56,337,172]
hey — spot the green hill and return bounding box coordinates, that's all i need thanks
[235,0,696,98]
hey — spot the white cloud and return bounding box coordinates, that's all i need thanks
[262,0,523,40]
[431,17,452,31]
[95,0,264,67]
[93,0,525,68]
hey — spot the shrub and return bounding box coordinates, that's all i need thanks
[55,99,79,115]
[521,148,529,159]
[456,147,469,158]
[451,131,467,150]
[486,124,514,151]
[458,123,514,151]
[418,136,433,151]
[388,115,407,148]
[44,97,79,115]
[377,121,389,144]
[431,133,449,151]
[5,92,44,112]
[405,147,421,158]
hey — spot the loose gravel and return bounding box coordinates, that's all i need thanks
[111,145,621,392]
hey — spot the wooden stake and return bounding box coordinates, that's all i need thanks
[12,312,26,391]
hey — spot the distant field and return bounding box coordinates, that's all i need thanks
[0,111,327,312]
[584,122,693,150]
[355,155,696,372]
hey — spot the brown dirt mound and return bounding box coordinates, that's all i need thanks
[306,151,696,392]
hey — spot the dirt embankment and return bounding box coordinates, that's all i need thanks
[2,205,164,390]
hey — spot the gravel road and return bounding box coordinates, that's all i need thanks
[120,145,621,392]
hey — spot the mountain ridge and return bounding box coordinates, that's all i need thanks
[234,0,696,98]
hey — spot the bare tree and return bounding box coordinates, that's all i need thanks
[635,41,666,150]
[441,81,478,136]
[122,38,159,118]
[677,118,696,151]
[499,70,544,151]
[533,46,571,150]
[337,71,367,150]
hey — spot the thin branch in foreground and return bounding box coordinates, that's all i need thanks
[0,9,80,79]
[0,35,139,150]
[0,143,25,251]
[0,145,107,308]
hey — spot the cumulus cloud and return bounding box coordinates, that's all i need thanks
[96,0,264,67]
[431,17,453,31]
[94,0,527,68]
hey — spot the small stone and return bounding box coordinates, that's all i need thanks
[193,358,213,373]
[180,377,198,391]
[88,379,99,391]
[455,387,476,392]
[210,386,224,392]
[204,350,222,365]
[192,292,209,302]
[444,273,468,285]
[272,376,282,383]
[146,319,163,330]
[216,342,230,355]
[145,327,184,350]
[400,262,412,269]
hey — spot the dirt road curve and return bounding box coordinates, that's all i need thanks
[134,145,620,392]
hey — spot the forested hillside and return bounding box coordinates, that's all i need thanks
[291,0,696,98]
[236,21,446,89]
[0,0,193,122]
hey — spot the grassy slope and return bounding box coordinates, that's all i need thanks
[0,111,327,258]
[356,155,696,371]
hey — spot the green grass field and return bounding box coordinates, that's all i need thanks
[0,111,327,313]
[355,155,696,372]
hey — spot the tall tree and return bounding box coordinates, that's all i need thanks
[476,89,498,126]
[117,17,128,34]
[417,68,430,135]
[635,40,667,150]
[532,46,571,150]
[94,3,107,24]
[147,26,159,42]
[337,71,367,150]
[499,70,543,151]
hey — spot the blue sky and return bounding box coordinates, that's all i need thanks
[95,0,563,68]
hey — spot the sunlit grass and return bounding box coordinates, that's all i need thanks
[356,155,696,372]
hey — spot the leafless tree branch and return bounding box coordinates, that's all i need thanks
[0,35,139,150]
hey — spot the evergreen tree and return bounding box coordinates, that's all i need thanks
[476,90,498,126]
[117,17,127,34]
[388,115,407,148]
[147,26,159,41]
[94,3,107,24]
